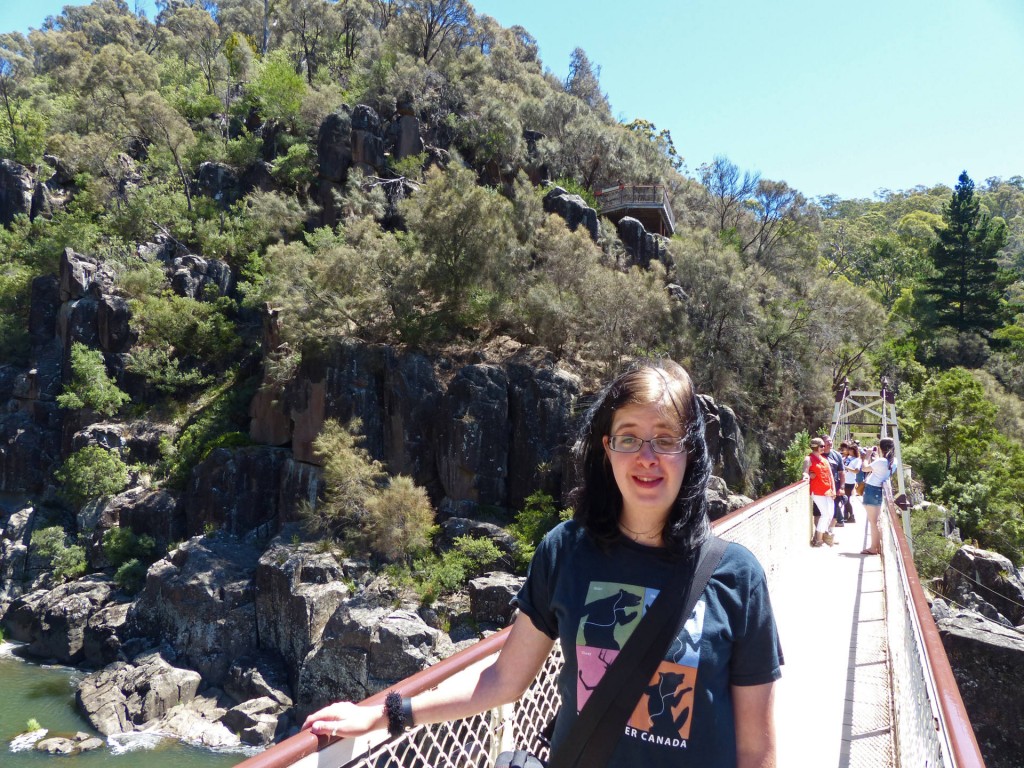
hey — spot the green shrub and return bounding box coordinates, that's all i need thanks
[31,526,87,582]
[782,430,812,483]
[113,558,148,594]
[910,505,959,581]
[25,718,42,733]
[54,446,129,508]
[56,343,131,416]
[361,475,436,562]
[409,535,505,605]
[102,527,156,568]
[509,491,570,570]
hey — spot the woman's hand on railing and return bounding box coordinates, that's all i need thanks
[302,701,384,739]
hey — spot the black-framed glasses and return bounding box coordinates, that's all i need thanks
[608,435,686,454]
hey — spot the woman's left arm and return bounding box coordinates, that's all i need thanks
[733,681,776,768]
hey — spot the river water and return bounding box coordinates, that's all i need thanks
[1,642,256,767]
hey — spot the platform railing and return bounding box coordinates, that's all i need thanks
[881,497,986,767]
[594,184,676,234]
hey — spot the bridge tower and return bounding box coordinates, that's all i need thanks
[828,379,912,543]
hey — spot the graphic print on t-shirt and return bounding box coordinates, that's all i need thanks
[575,581,706,746]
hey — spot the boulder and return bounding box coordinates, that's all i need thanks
[935,606,1024,768]
[436,364,510,515]
[83,600,131,667]
[97,294,133,353]
[0,158,35,225]
[36,737,77,754]
[386,114,424,161]
[698,395,747,492]
[942,546,1024,626]
[439,518,517,567]
[220,696,289,746]
[196,162,241,206]
[6,577,116,663]
[542,186,598,242]
[254,535,350,675]
[169,254,235,301]
[616,216,670,269]
[317,108,354,183]
[224,654,293,707]
[185,446,290,536]
[351,104,385,172]
[112,487,185,553]
[297,602,454,711]
[76,651,202,735]
[468,572,524,626]
[126,535,261,685]
[59,247,116,303]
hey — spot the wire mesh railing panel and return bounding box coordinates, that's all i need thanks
[335,709,501,768]
[509,646,564,761]
[881,504,952,768]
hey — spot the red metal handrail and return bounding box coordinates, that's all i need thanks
[888,507,986,767]
[235,629,512,768]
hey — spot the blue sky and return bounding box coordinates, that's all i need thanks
[4,0,1023,200]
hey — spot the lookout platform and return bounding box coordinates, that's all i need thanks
[595,184,676,236]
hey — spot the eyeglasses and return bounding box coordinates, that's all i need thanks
[608,435,686,454]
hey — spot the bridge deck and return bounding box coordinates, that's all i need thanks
[773,494,895,766]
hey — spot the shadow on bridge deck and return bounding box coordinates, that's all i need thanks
[772,494,895,767]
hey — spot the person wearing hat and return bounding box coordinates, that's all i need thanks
[802,437,837,547]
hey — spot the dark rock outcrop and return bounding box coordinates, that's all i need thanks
[185,447,290,537]
[0,159,36,225]
[169,254,235,301]
[0,410,61,494]
[254,535,350,676]
[436,364,510,515]
[468,572,524,626]
[297,603,455,712]
[542,186,599,241]
[59,247,116,303]
[942,546,1024,626]
[4,576,116,663]
[698,394,747,492]
[126,535,261,686]
[616,216,670,269]
[76,651,202,735]
[933,600,1024,768]
[196,162,241,206]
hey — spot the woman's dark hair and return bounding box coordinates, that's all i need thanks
[570,359,712,554]
[879,437,895,471]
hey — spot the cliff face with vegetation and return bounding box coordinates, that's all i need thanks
[1,0,1024,758]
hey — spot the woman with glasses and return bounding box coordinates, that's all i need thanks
[304,360,781,768]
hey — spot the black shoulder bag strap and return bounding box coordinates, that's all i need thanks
[547,535,729,768]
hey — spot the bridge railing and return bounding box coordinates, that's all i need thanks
[880,498,986,767]
[235,482,810,768]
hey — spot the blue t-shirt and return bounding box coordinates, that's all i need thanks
[514,520,782,768]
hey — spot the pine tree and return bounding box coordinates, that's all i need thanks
[925,171,1009,335]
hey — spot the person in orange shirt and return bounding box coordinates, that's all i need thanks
[802,437,837,547]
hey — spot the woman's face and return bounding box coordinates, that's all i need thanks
[603,402,688,522]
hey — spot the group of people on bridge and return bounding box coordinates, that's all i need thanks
[803,434,897,555]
